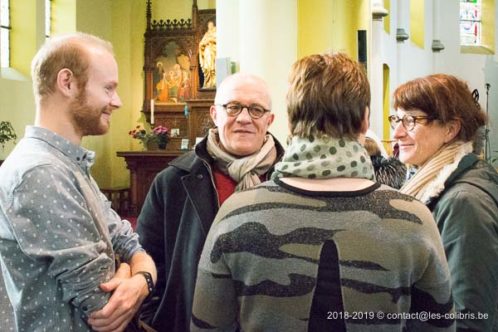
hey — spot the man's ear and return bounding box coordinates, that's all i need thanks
[444,120,461,143]
[209,105,218,125]
[56,68,77,97]
[266,113,275,127]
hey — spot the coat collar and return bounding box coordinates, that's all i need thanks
[426,152,479,209]
[420,141,473,204]
[169,133,285,235]
[169,132,286,174]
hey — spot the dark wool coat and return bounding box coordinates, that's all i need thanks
[136,135,284,332]
[370,155,407,189]
[427,154,498,331]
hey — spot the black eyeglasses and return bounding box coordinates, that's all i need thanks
[388,114,433,131]
[217,102,270,119]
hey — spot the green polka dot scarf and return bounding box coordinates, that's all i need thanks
[272,135,375,180]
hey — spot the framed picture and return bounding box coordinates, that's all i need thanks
[171,128,180,137]
[181,138,190,150]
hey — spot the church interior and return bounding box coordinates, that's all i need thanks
[1,1,498,330]
[0,0,497,217]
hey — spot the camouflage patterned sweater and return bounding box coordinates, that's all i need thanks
[191,180,455,331]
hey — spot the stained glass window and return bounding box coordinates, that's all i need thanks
[0,0,10,68]
[460,0,482,45]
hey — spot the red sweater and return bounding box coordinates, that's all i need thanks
[213,168,267,205]
[212,168,237,205]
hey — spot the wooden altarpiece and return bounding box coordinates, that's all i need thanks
[142,0,216,151]
[118,1,217,216]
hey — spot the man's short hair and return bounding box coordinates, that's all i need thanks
[31,32,114,100]
[286,53,370,139]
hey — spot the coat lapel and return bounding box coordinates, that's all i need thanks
[181,164,218,236]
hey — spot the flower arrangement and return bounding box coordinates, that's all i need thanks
[129,124,170,149]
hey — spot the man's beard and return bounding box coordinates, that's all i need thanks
[70,90,110,136]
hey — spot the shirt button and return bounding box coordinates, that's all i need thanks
[196,174,203,180]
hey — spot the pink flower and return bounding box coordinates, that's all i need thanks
[152,125,169,136]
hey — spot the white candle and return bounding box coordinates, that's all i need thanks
[150,99,155,125]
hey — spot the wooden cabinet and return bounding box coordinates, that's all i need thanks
[117,151,181,216]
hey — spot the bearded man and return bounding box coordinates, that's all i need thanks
[0,32,156,332]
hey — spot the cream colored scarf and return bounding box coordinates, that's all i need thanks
[206,128,277,191]
[400,141,473,204]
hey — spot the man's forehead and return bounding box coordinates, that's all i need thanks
[219,84,270,105]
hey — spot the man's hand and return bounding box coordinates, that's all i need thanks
[87,263,149,332]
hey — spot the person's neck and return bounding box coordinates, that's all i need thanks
[279,177,375,192]
[35,105,82,145]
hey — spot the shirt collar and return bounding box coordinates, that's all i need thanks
[25,126,96,168]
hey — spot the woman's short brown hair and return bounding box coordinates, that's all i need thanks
[393,74,487,142]
[286,53,370,139]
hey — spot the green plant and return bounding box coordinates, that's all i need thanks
[0,121,17,149]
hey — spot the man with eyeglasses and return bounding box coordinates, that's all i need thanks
[135,73,285,331]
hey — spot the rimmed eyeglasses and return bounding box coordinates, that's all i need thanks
[217,102,270,119]
[388,114,433,131]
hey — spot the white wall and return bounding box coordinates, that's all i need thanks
[377,0,497,161]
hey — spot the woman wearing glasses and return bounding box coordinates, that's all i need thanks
[390,74,498,331]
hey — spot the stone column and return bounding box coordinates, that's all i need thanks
[216,0,297,144]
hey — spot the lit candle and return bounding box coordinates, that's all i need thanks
[150,99,155,125]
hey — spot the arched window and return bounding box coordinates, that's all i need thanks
[0,0,10,68]
[460,0,482,45]
[460,0,495,54]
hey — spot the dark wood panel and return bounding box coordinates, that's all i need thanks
[151,99,214,151]
[117,151,182,216]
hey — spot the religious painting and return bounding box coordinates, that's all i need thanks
[153,41,192,104]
